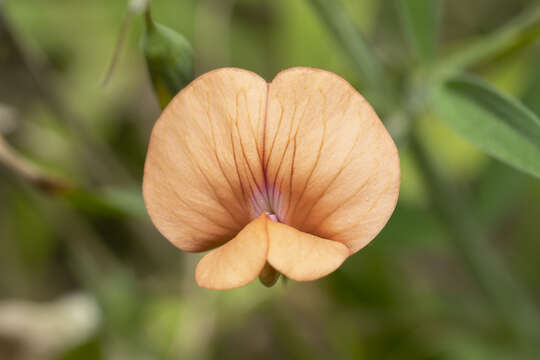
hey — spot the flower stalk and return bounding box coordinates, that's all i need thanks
[308,0,393,111]
[429,2,540,81]
[409,131,540,353]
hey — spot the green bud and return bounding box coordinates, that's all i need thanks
[141,9,194,109]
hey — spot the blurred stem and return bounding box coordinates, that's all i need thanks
[102,8,136,86]
[144,6,154,30]
[194,0,236,73]
[409,129,540,353]
[308,0,392,110]
[0,132,146,220]
[60,212,160,360]
[103,0,151,85]
[63,214,121,285]
[0,11,134,185]
[0,109,162,270]
[0,132,168,267]
[307,6,540,349]
[430,3,540,80]
[0,136,170,274]
[0,134,71,193]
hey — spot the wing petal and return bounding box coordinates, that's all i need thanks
[195,215,269,290]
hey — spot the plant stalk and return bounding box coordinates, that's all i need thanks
[409,131,540,353]
[0,134,70,193]
[430,3,540,80]
[308,0,392,110]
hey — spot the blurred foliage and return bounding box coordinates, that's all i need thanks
[1,0,540,359]
[433,74,540,177]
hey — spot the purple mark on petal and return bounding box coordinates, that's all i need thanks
[266,212,279,222]
[249,183,284,222]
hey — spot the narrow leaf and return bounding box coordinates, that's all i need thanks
[432,75,540,178]
[63,187,147,219]
[397,0,441,62]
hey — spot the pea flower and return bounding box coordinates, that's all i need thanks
[143,67,400,290]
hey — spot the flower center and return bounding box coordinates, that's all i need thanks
[265,212,279,222]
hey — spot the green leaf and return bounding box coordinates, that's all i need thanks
[432,74,540,178]
[63,187,146,219]
[141,10,194,109]
[397,0,441,62]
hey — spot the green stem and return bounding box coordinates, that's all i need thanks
[308,0,391,109]
[0,134,70,193]
[0,134,145,219]
[430,3,540,80]
[409,130,540,353]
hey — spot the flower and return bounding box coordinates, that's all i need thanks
[143,67,400,290]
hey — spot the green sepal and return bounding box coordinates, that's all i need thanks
[141,10,194,109]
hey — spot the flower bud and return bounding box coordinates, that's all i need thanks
[142,9,194,109]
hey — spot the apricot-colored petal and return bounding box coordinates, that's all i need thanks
[144,66,399,260]
[143,68,268,252]
[265,67,400,253]
[266,219,349,281]
[195,215,268,290]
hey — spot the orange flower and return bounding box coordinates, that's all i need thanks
[143,67,400,290]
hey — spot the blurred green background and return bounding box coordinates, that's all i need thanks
[1,0,540,359]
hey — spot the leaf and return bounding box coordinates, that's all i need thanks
[397,0,441,62]
[63,187,147,219]
[141,10,194,109]
[432,74,540,178]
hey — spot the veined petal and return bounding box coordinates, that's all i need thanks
[195,215,269,290]
[143,68,268,252]
[266,219,349,281]
[264,68,400,254]
[144,67,400,272]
